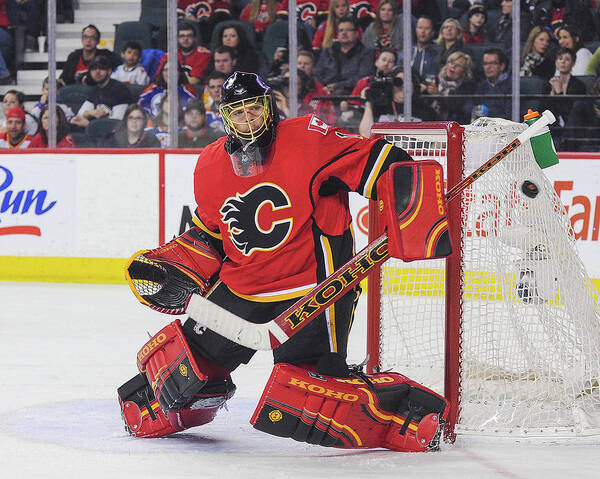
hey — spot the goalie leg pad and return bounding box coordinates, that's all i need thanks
[377,161,452,261]
[250,363,449,452]
[122,319,235,436]
[117,373,177,438]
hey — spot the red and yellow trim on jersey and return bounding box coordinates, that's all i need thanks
[360,388,418,432]
[363,142,393,199]
[425,218,449,258]
[192,215,222,240]
[227,283,317,303]
[319,234,338,352]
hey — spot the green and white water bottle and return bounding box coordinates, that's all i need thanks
[523,109,559,169]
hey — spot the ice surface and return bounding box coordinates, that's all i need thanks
[1,282,599,478]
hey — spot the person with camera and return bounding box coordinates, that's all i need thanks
[358,65,435,137]
[338,47,396,126]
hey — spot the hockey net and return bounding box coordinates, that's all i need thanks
[366,119,600,440]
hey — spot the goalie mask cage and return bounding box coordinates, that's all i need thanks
[366,119,600,442]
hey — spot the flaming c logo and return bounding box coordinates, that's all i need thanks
[220,183,293,256]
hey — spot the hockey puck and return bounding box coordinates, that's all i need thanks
[521,180,539,198]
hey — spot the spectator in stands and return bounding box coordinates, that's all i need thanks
[1,89,37,135]
[29,105,74,148]
[565,78,600,151]
[59,24,120,86]
[30,77,74,121]
[201,70,226,131]
[585,46,600,76]
[398,15,439,91]
[103,104,161,148]
[359,65,435,136]
[212,45,238,76]
[213,22,263,74]
[0,50,9,83]
[463,3,488,45]
[276,0,326,37]
[0,0,15,74]
[240,0,278,42]
[111,41,150,87]
[555,25,592,76]
[361,0,402,55]
[148,94,172,148]
[71,56,133,128]
[339,47,396,124]
[183,0,232,45]
[178,98,224,148]
[315,17,375,95]
[531,0,594,42]
[138,56,198,118]
[542,47,587,126]
[6,0,41,52]
[297,49,316,77]
[312,0,351,51]
[436,18,471,69]
[177,21,212,85]
[467,47,511,121]
[425,51,476,124]
[488,0,531,49]
[520,26,555,81]
[0,106,30,148]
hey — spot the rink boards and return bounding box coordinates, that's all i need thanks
[1,150,599,284]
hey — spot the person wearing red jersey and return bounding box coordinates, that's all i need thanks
[29,105,74,148]
[117,71,450,452]
[177,21,212,84]
[0,107,31,148]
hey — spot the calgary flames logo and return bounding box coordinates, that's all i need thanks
[220,183,293,256]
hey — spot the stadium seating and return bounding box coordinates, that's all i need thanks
[577,75,598,93]
[140,0,167,29]
[114,21,154,54]
[85,118,120,146]
[57,84,91,114]
[520,76,547,116]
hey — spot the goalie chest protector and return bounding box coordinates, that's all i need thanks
[376,161,452,262]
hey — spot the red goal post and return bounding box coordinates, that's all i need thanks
[366,121,465,440]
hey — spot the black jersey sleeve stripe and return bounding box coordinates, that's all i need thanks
[358,140,412,200]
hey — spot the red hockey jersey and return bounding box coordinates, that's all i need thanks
[193,114,408,301]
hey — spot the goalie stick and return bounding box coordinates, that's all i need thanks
[186,110,557,350]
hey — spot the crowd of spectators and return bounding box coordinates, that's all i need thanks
[1,0,600,150]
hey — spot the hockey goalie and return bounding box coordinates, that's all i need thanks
[117,72,451,452]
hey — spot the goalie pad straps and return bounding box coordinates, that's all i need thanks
[251,363,449,452]
[125,226,223,314]
[377,161,452,261]
[117,319,236,437]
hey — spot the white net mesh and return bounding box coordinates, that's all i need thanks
[374,119,600,438]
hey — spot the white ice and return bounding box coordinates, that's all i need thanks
[1,282,599,478]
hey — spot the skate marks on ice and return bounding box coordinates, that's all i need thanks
[0,396,389,457]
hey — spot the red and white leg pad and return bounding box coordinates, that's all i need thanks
[117,319,235,438]
[251,363,449,452]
